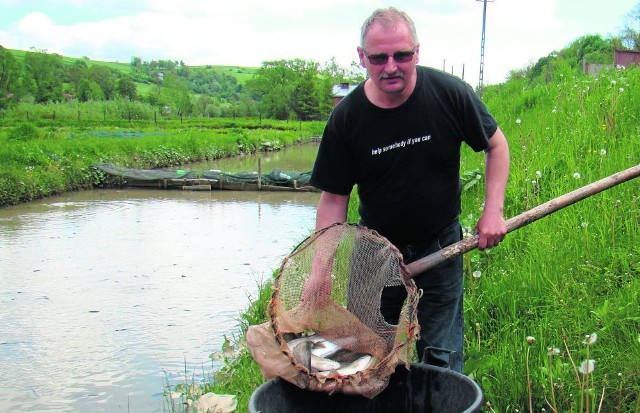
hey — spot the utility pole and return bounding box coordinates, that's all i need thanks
[477,0,494,97]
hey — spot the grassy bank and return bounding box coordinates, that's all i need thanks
[182,67,639,412]
[0,116,325,207]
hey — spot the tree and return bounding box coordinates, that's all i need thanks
[23,50,65,103]
[116,76,137,100]
[88,65,116,100]
[159,72,192,115]
[246,59,304,120]
[292,64,320,120]
[0,45,21,108]
[77,78,104,101]
[620,3,640,49]
[67,59,89,94]
[560,34,614,67]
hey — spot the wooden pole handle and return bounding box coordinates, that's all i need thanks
[405,164,640,277]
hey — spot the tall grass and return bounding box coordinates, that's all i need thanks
[196,67,639,412]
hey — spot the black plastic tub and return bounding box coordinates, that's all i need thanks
[248,363,483,413]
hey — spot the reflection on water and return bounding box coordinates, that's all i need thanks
[178,143,319,173]
[0,145,321,412]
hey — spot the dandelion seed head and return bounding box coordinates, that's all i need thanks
[536,170,542,178]
[573,172,581,179]
[516,118,522,124]
[547,347,561,356]
[580,359,595,375]
[581,221,589,228]
[526,336,535,345]
[583,332,598,345]
[552,108,557,114]
[600,148,607,156]
[473,270,482,279]
[611,80,617,85]
[619,87,624,93]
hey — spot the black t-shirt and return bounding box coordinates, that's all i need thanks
[310,66,498,246]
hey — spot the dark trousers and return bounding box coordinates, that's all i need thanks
[380,220,464,372]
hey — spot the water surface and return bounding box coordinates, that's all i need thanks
[0,145,320,412]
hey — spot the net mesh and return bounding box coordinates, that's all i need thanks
[248,223,420,399]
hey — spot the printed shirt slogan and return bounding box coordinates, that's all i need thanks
[371,135,431,156]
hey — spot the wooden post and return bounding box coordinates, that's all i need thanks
[258,158,262,190]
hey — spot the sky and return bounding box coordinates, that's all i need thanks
[0,0,637,86]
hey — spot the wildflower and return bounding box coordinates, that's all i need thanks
[516,118,522,124]
[611,80,617,85]
[619,87,624,93]
[583,332,598,346]
[547,347,561,356]
[536,170,542,178]
[600,148,607,156]
[526,336,535,345]
[473,270,482,279]
[581,221,589,229]
[573,172,581,179]
[552,108,557,114]
[580,359,596,375]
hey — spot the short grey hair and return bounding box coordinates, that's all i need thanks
[360,7,419,48]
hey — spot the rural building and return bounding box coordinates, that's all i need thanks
[331,82,359,107]
[583,49,640,75]
[614,49,640,67]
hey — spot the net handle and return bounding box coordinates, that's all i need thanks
[405,163,640,278]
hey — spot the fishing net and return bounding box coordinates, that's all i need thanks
[247,223,420,399]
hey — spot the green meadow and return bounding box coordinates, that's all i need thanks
[174,67,640,412]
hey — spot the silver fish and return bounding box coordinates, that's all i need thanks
[310,354,341,371]
[289,340,313,370]
[327,349,367,365]
[336,355,377,376]
[309,339,341,358]
[315,354,378,378]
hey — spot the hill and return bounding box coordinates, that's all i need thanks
[8,47,258,86]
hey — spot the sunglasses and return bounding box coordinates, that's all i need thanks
[363,49,416,65]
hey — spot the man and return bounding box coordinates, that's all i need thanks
[309,7,509,372]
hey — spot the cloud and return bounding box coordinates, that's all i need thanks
[0,0,634,85]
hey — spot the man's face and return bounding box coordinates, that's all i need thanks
[358,21,419,97]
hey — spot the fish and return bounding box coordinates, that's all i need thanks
[336,354,377,376]
[289,340,313,370]
[287,334,341,369]
[327,348,368,365]
[314,354,378,378]
[286,334,376,376]
[310,354,341,371]
[309,339,341,358]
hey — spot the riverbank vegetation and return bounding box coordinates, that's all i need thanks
[172,65,640,412]
[0,117,324,207]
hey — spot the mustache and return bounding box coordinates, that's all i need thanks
[380,73,404,80]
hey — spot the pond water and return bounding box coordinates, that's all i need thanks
[0,144,321,412]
